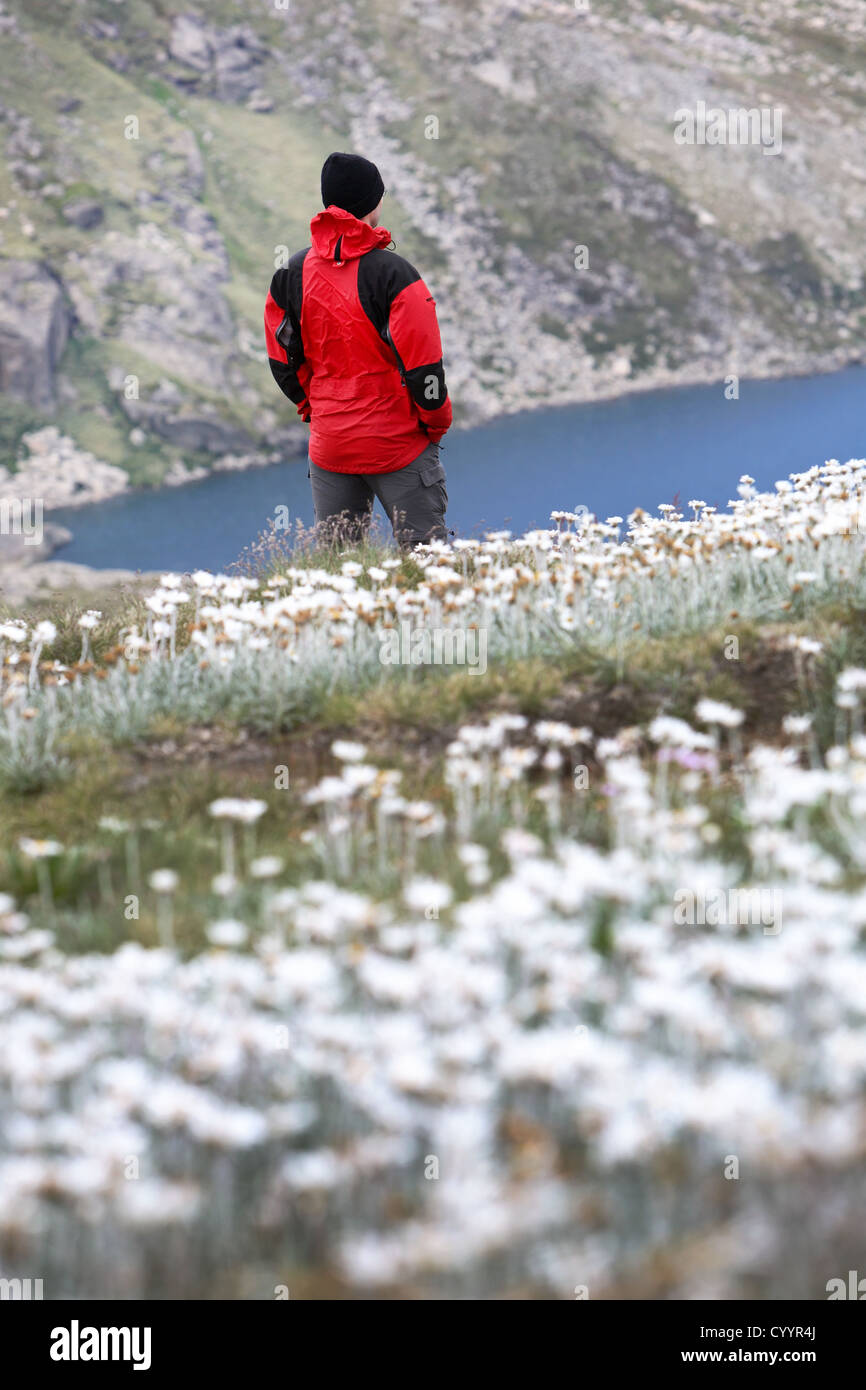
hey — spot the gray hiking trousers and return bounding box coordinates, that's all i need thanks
[308,440,448,549]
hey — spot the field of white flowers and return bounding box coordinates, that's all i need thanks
[2,458,866,1299]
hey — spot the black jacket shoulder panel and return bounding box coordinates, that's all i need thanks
[357,248,421,335]
[270,249,310,370]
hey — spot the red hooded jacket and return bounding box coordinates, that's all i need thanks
[264,206,452,474]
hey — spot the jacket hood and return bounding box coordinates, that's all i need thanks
[310,205,391,262]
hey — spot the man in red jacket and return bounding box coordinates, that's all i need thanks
[264,152,452,547]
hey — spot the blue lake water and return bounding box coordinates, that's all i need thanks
[52,366,866,572]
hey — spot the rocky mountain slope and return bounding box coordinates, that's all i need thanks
[0,0,864,507]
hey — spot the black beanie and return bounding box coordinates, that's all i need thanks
[321,152,385,219]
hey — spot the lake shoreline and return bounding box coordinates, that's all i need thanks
[31,343,866,521]
[10,352,865,592]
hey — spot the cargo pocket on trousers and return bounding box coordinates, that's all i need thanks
[420,459,448,506]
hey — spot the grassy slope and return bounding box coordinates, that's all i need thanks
[3,0,866,471]
[0,1,336,471]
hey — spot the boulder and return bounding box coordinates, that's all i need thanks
[0,260,71,409]
[9,161,42,189]
[169,15,212,72]
[151,378,185,407]
[214,31,266,102]
[149,411,254,454]
[167,15,266,102]
[120,390,252,455]
[62,199,104,230]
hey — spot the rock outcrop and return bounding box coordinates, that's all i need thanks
[0,427,128,509]
[0,261,71,410]
[168,14,268,102]
[0,520,71,566]
[0,557,158,604]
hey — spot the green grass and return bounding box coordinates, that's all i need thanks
[0,397,49,468]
